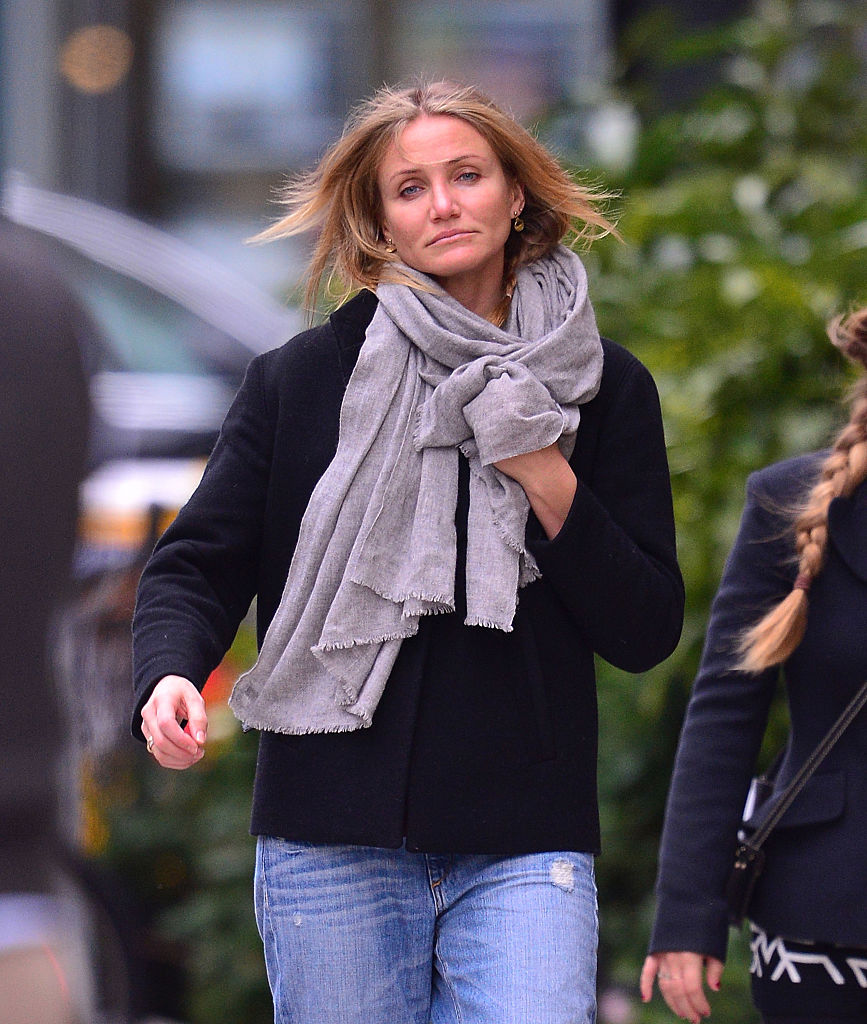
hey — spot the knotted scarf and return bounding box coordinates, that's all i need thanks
[228,245,603,734]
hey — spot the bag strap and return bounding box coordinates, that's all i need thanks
[748,677,867,851]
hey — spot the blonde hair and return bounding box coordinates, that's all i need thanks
[737,306,867,673]
[252,80,617,316]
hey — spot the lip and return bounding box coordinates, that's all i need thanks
[427,228,474,246]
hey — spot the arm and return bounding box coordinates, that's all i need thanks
[493,442,576,539]
[527,351,684,672]
[132,354,275,747]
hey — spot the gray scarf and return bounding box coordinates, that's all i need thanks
[228,245,602,734]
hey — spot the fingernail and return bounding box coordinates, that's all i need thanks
[196,730,206,744]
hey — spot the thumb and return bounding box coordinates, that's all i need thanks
[183,688,208,745]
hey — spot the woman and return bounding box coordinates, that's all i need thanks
[641,307,867,1024]
[134,81,683,1024]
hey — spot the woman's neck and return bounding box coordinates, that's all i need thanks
[435,268,512,326]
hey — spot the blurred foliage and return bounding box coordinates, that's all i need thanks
[88,1,867,1022]
[579,0,867,1020]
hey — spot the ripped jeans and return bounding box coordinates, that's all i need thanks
[255,838,598,1024]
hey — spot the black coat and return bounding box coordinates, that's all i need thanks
[133,289,683,854]
[650,452,867,959]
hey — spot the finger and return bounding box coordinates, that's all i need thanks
[141,699,159,742]
[153,745,205,771]
[658,978,698,1024]
[657,953,709,1024]
[648,954,685,1018]
[147,721,204,769]
[152,684,203,748]
[155,706,201,758]
[706,957,725,993]
[140,687,171,745]
[639,956,660,1002]
[682,955,713,1019]
[659,983,707,1023]
[141,702,194,763]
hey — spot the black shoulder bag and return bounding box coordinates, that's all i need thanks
[726,678,867,927]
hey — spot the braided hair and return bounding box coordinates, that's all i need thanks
[738,307,867,673]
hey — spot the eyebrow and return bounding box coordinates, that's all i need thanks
[385,154,487,184]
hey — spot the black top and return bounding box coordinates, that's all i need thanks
[650,453,867,958]
[133,289,683,855]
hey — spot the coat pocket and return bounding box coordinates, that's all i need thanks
[748,767,846,832]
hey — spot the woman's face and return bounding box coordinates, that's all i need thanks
[377,114,523,314]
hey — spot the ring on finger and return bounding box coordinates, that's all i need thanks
[146,735,155,752]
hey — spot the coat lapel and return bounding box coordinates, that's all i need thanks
[329,289,377,385]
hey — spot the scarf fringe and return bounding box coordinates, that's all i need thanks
[491,504,533,556]
[407,602,454,617]
[349,577,456,614]
[464,616,514,632]
[313,629,416,654]
[237,715,374,735]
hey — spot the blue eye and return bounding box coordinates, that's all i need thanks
[399,184,422,198]
[458,171,479,182]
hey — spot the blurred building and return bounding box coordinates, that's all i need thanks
[1,0,613,291]
[1,1,751,293]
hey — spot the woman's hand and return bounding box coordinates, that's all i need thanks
[640,952,724,1023]
[140,674,208,770]
[493,441,577,539]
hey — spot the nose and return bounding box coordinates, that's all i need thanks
[430,181,459,220]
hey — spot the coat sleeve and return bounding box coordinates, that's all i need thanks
[529,349,684,672]
[131,353,274,734]
[648,466,801,962]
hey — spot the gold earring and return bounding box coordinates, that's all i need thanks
[384,237,396,253]
[512,214,524,233]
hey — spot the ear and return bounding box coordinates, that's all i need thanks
[510,182,525,214]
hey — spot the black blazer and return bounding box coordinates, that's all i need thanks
[650,452,867,958]
[133,289,683,855]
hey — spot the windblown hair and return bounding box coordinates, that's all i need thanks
[252,80,617,316]
[737,306,867,673]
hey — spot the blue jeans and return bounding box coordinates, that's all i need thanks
[254,837,597,1024]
